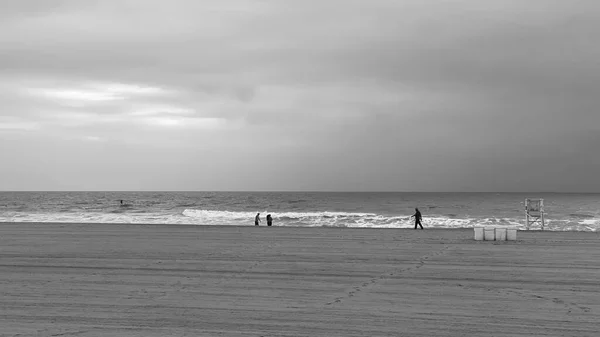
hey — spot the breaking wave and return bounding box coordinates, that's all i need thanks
[1,209,598,231]
[181,209,599,231]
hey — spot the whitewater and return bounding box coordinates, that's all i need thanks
[1,191,599,231]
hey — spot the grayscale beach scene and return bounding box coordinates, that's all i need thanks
[1,1,599,336]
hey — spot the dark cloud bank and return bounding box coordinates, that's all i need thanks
[1,0,599,191]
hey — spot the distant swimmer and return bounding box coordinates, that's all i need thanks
[266,214,272,226]
[119,200,133,207]
[255,213,261,226]
[411,208,424,229]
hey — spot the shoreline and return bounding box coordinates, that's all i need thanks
[1,223,599,336]
[1,221,598,233]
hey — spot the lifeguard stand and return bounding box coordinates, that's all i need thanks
[525,198,545,230]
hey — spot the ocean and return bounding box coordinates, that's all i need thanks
[0,192,599,231]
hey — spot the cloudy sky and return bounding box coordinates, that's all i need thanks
[1,0,599,192]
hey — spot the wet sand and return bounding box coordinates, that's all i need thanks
[0,223,599,336]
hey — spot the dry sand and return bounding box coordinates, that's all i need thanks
[0,223,599,336]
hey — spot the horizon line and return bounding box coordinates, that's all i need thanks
[1,190,598,194]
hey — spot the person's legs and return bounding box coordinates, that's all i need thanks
[417,219,423,229]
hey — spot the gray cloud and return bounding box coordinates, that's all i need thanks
[1,0,599,191]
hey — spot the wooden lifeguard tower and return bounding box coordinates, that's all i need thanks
[525,198,545,230]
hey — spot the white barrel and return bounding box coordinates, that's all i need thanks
[495,228,507,241]
[506,229,517,241]
[474,227,484,241]
[484,228,495,241]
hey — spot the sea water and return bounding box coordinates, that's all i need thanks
[0,192,599,231]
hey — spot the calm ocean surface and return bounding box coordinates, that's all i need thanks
[0,192,599,231]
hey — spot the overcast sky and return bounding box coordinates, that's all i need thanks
[1,0,599,192]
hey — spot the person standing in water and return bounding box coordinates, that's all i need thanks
[255,213,261,226]
[266,214,273,226]
[411,208,424,229]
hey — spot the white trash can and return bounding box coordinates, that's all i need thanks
[495,228,507,241]
[506,228,517,241]
[484,228,495,241]
[474,227,484,241]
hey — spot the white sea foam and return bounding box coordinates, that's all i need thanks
[1,209,598,231]
[181,209,531,229]
[0,211,191,225]
[181,209,404,227]
[580,219,600,226]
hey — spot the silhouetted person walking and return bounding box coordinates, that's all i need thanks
[266,214,273,226]
[411,208,423,229]
[255,213,261,226]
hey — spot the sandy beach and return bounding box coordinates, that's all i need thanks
[0,223,599,336]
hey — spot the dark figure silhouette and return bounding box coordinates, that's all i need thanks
[266,214,272,226]
[411,208,423,229]
[255,213,261,226]
[120,200,124,206]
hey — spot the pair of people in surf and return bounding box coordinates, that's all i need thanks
[255,213,272,226]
